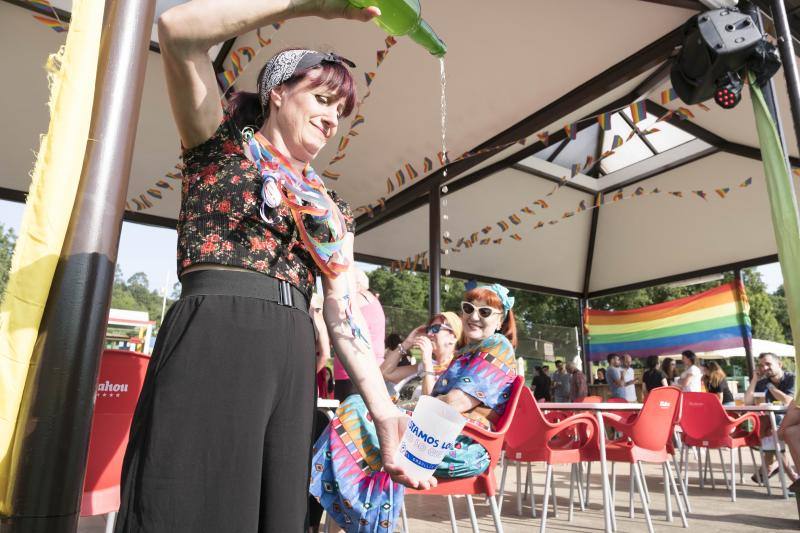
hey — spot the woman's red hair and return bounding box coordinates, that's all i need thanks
[464,287,518,349]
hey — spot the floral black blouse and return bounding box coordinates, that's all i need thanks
[177,112,354,297]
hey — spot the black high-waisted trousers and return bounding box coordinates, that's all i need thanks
[115,270,316,532]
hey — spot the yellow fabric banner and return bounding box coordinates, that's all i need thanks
[0,0,104,512]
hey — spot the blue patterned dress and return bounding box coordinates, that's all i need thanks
[309,333,517,532]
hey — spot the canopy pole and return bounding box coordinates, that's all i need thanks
[429,184,441,316]
[578,298,590,377]
[770,0,800,158]
[734,269,756,378]
[3,0,156,529]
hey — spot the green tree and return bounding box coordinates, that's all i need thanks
[772,285,792,343]
[0,223,16,302]
[109,267,174,325]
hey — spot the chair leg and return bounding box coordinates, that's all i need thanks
[550,468,558,519]
[738,447,744,485]
[576,463,586,512]
[516,460,522,516]
[529,464,537,519]
[488,492,504,533]
[402,503,410,533]
[718,448,730,491]
[634,461,655,533]
[447,495,459,533]
[706,448,716,490]
[672,451,690,513]
[674,448,692,514]
[539,464,553,533]
[698,446,705,489]
[611,461,617,498]
[628,462,635,519]
[105,511,116,533]
[568,464,575,522]
[666,460,689,529]
[730,447,737,502]
[498,458,508,515]
[662,463,673,523]
[584,461,592,507]
[466,494,480,533]
[759,448,772,496]
[524,462,532,500]
[639,461,651,505]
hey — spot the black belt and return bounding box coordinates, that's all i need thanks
[179,269,309,312]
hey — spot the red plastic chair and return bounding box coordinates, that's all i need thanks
[80,350,149,532]
[679,392,760,501]
[581,396,603,403]
[587,387,688,533]
[498,387,599,531]
[405,376,525,533]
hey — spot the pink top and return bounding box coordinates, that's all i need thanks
[334,294,386,380]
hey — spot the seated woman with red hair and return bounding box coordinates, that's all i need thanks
[309,284,518,532]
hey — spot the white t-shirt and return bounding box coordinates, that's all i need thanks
[680,364,702,392]
[623,367,637,401]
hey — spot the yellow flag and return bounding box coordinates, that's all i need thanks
[0,0,104,511]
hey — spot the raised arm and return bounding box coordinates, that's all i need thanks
[380,327,424,383]
[157,0,378,148]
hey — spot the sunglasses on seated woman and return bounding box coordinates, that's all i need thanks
[426,323,454,334]
[460,301,502,319]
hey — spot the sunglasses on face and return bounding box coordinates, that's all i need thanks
[426,323,454,335]
[460,301,502,319]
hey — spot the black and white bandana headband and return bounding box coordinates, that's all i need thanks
[257,50,356,111]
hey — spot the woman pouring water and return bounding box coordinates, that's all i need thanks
[116,2,433,532]
[310,284,518,531]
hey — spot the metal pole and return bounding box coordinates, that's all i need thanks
[3,0,156,530]
[770,0,800,157]
[734,269,756,378]
[429,184,441,316]
[578,298,590,377]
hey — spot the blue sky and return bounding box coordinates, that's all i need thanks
[0,198,787,294]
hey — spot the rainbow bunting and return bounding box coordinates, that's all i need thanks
[238,46,255,61]
[521,206,534,214]
[217,70,236,91]
[272,21,282,30]
[715,187,730,198]
[438,151,448,165]
[28,0,54,6]
[493,238,503,244]
[147,189,162,199]
[660,88,678,105]
[482,226,493,234]
[577,200,587,212]
[364,72,376,86]
[377,197,386,209]
[597,112,612,131]
[740,177,753,187]
[693,190,707,200]
[642,127,660,136]
[423,157,433,172]
[676,107,695,119]
[509,214,521,225]
[33,14,67,32]
[338,137,349,152]
[571,163,581,178]
[329,153,346,164]
[470,232,479,243]
[564,123,578,140]
[651,187,661,194]
[155,180,173,190]
[257,28,271,47]
[656,110,674,123]
[394,169,405,187]
[497,220,509,232]
[585,281,751,361]
[510,234,522,241]
[548,220,558,225]
[348,130,359,137]
[386,178,394,194]
[404,163,418,180]
[139,194,153,209]
[634,187,645,196]
[376,50,387,66]
[583,155,595,171]
[385,36,398,48]
[698,103,711,112]
[351,114,365,128]
[612,190,624,202]
[537,132,550,146]
[165,171,182,180]
[629,100,647,123]
[611,135,624,149]
[230,52,243,75]
[480,238,491,245]
[533,199,549,209]
[533,221,544,229]
[562,211,574,219]
[669,191,683,198]
[322,170,341,180]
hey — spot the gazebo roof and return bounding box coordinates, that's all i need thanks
[2,0,799,298]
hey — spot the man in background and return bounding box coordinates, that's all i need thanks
[606,353,626,400]
[531,365,552,402]
[567,359,588,402]
[552,359,571,403]
[621,353,638,402]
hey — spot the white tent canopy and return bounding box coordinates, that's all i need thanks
[2,0,799,298]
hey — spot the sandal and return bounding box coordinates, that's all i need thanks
[751,466,780,485]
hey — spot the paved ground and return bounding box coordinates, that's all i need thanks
[79,452,799,532]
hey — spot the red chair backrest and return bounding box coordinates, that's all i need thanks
[607,398,628,404]
[581,396,603,403]
[680,392,733,443]
[81,349,149,516]
[628,386,681,451]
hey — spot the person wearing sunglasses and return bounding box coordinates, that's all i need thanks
[381,312,462,404]
[310,285,518,531]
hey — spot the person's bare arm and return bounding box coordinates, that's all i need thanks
[157,0,378,148]
[767,383,794,406]
[311,307,330,373]
[323,234,434,489]
[380,327,423,383]
[744,371,760,405]
[438,389,481,413]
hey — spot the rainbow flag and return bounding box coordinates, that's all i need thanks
[629,100,647,123]
[597,112,612,131]
[33,14,67,32]
[585,282,751,361]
